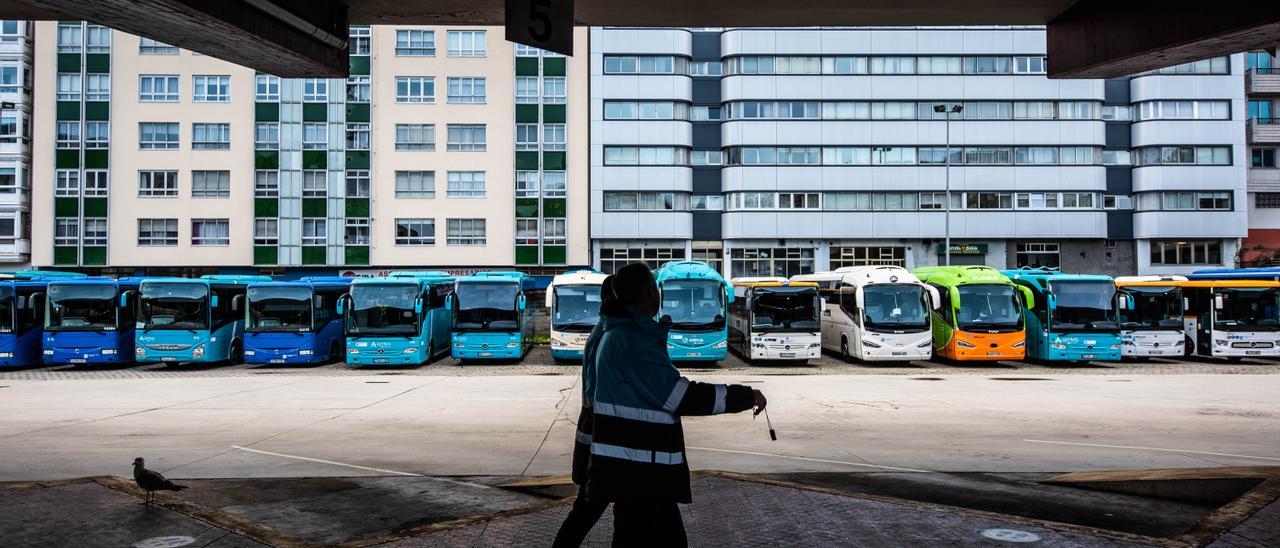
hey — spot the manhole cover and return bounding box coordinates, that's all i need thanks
[980,528,1042,543]
[910,377,944,381]
[133,536,197,548]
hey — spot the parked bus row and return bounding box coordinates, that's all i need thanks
[1,265,1277,368]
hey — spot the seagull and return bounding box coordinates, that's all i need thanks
[132,457,187,505]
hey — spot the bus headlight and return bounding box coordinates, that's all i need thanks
[192,344,205,359]
[862,339,882,348]
[1050,343,1067,350]
[752,343,765,349]
[136,346,146,357]
[667,343,674,349]
[1109,344,1120,350]
[714,340,727,349]
[298,349,313,355]
[809,343,820,349]
[43,349,53,355]
[348,348,360,354]
[101,349,116,355]
[551,339,566,348]
[402,347,417,354]
[956,340,975,349]
[1012,341,1025,348]
[917,340,932,348]
[506,342,520,348]
[454,342,465,348]
[1214,339,1227,346]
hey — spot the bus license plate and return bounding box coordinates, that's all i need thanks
[271,359,286,364]
[987,352,1002,356]
[479,352,493,357]
[1247,350,1262,355]
[1081,354,1097,360]
[70,358,86,364]
[687,352,701,357]
[891,352,907,356]
[780,352,795,358]
[374,358,389,363]
[161,357,176,362]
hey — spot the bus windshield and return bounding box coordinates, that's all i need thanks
[349,284,419,336]
[140,283,209,330]
[1216,288,1280,331]
[1049,280,1118,332]
[751,287,818,331]
[47,284,118,331]
[0,286,13,334]
[1119,287,1183,330]
[455,281,519,331]
[248,286,313,332]
[660,279,725,331]
[862,284,929,332]
[552,284,601,333]
[957,284,1022,332]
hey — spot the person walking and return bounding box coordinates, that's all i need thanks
[586,263,766,547]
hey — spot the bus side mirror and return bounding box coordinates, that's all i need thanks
[518,295,527,310]
[414,298,424,314]
[926,286,941,310]
[1116,294,1128,310]
[1124,294,1135,310]
[30,292,44,322]
[231,294,245,312]
[1184,297,1190,310]
[120,294,128,308]
[211,295,219,308]
[445,294,453,309]
[1017,286,1035,310]
[313,295,323,309]
[336,294,347,315]
[1214,294,1225,310]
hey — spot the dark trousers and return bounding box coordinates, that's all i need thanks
[611,500,686,548]
[552,485,609,548]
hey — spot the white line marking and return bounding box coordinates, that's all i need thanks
[464,397,563,401]
[687,446,932,473]
[229,446,422,476]
[1022,439,1280,462]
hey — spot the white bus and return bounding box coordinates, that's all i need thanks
[1114,276,1187,358]
[727,277,821,362]
[791,266,939,362]
[546,269,609,362]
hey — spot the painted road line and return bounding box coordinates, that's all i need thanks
[1022,439,1280,462]
[229,446,422,476]
[687,446,932,473]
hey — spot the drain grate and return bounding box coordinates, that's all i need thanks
[990,377,1054,381]
[910,377,944,381]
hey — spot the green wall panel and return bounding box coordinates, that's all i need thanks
[254,199,278,217]
[81,246,106,266]
[349,56,370,75]
[303,103,327,122]
[56,101,79,121]
[346,103,370,122]
[543,246,566,265]
[301,246,327,266]
[301,198,326,218]
[56,53,79,73]
[543,105,566,123]
[345,246,369,266]
[346,150,369,169]
[84,149,108,169]
[83,198,107,217]
[255,102,279,122]
[345,198,369,218]
[55,149,79,169]
[302,151,326,169]
[254,245,278,266]
[53,246,77,266]
[543,57,566,76]
[543,152,566,170]
[254,151,279,169]
[515,199,539,218]
[515,152,539,170]
[54,198,78,217]
[515,104,539,123]
[85,54,109,73]
[515,246,539,265]
[515,57,539,76]
[543,198,566,218]
[84,102,109,121]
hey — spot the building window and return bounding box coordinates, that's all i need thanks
[139,122,180,150]
[82,218,107,246]
[138,170,178,197]
[516,123,539,150]
[730,248,816,278]
[691,106,722,121]
[0,114,19,144]
[395,29,435,56]
[84,121,109,148]
[84,170,108,196]
[139,75,178,102]
[0,167,16,194]
[599,247,685,273]
[191,219,230,246]
[603,146,686,166]
[603,56,676,74]
[255,122,279,150]
[689,61,723,76]
[348,26,371,55]
[544,218,566,245]
[254,170,278,197]
[137,218,178,246]
[543,171,566,197]
[0,65,21,94]
[1161,191,1231,210]
[85,73,110,101]
[1137,146,1234,166]
[446,124,486,151]
[302,78,328,102]
[515,218,539,245]
[346,170,370,198]
[447,77,486,103]
[0,21,24,44]
[1151,57,1229,75]
[778,192,821,209]
[302,170,327,197]
[395,170,435,198]
[1015,243,1060,269]
[345,218,370,245]
[1014,56,1047,74]
[302,122,327,150]
[346,122,370,150]
[55,121,79,149]
[446,171,485,198]
[871,56,916,74]
[447,30,486,57]
[691,195,724,211]
[55,218,79,246]
[85,24,110,53]
[395,218,435,245]
[542,77,566,104]
[254,219,278,245]
[139,37,178,55]
[302,219,326,246]
[1137,100,1231,121]
[0,217,14,245]
[1150,240,1222,265]
[192,75,230,102]
[1257,193,1280,208]
[543,124,566,151]
[346,76,370,103]
[515,171,539,198]
[830,246,906,268]
[191,170,230,198]
[394,123,435,151]
[515,76,539,103]
[395,76,435,103]
[255,74,280,102]
[691,150,723,166]
[192,123,230,150]
[56,23,81,53]
[603,192,684,211]
[965,192,1013,210]
[446,218,486,245]
[56,73,80,101]
[54,169,79,197]
[1252,148,1277,168]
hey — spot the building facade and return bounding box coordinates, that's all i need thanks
[30,22,589,276]
[1242,51,1280,266]
[589,27,1246,277]
[0,20,32,266]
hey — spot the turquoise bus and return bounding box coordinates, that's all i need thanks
[43,277,143,365]
[135,275,270,364]
[341,272,455,366]
[1001,269,1122,362]
[654,261,734,362]
[0,271,89,366]
[244,277,352,365]
[451,271,536,360]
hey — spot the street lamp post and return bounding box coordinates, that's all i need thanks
[934,103,963,266]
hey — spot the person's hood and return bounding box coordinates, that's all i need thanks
[600,303,671,341]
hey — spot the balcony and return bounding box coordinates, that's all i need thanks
[1249,167,1280,192]
[1247,68,1280,95]
[1248,118,1280,144]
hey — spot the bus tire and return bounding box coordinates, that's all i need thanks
[841,337,852,362]
[329,341,340,364]
[230,340,243,364]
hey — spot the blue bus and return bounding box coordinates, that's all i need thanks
[244,277,352,365]
[135,275,270,364]
[654,261,734,362]
[451,271,536,360]
[0,271,89,366]
[341,272,455,366]
[42,277,143,365]
[1001,269,1122,362]
[1189,267,1280,281]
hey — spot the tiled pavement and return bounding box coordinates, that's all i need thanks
[1207,496,1280,548]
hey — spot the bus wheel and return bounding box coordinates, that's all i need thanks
[230,340,243,364]
[426,339,434,361]
[329,341,340,364]
[841,337,852,362]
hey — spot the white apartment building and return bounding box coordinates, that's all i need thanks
[0,20,32,266]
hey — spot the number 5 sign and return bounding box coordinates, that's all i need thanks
[505,0,574,56]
